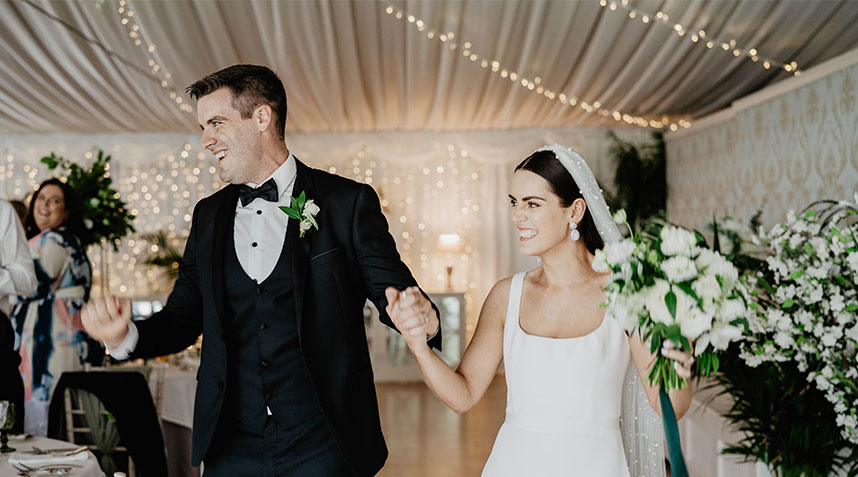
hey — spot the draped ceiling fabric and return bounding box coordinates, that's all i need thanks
[2,0,858,134]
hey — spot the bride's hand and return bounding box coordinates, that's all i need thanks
[385,286,438,354]
[662,340,694,380]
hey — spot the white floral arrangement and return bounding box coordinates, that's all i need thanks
[593,210,750,391]
[739,195,858,444]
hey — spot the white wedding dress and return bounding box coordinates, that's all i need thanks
[482,271,632,476]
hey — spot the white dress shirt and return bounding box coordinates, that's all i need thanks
[0,199,37,315]
[233,155,297,282]
[108,155,297,359]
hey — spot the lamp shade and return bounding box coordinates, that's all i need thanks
[436,233,464,254]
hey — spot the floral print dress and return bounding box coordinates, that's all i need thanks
[11,227,94,436]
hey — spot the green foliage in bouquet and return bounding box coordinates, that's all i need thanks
[139,231,184,292]
[608,132,666,230]
[41,150,135,251]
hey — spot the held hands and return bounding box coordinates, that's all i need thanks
[385,286,439,355]
[661,340,694,380]
[81,295,132,349]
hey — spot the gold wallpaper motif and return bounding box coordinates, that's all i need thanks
[667,63,858,231]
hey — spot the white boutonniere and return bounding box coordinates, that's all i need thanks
[279,191,320,238]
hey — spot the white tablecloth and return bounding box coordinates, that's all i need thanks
[99,361,197,430]
[146,364,201,477]
[0,436,104,477]
[156,366,197,429]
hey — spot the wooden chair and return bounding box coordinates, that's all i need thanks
[49,371,167,477]
[63,387,135,477]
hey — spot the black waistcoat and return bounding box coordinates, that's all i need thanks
[222,231,323,433]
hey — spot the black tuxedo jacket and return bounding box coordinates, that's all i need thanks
[131,159,441,476]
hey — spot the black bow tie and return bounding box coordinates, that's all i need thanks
[238,179,279,206]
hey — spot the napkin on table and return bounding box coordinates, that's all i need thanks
[8,447,90,466]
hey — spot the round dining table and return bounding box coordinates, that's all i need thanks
[0,435,104,477]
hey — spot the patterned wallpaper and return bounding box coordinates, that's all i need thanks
[666,61,858,232]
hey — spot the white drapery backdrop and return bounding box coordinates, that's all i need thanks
[0,127,648,335]
[2,0,858,134]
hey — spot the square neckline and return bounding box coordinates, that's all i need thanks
[514,270,608,341]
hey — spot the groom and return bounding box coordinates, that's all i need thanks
[81,64,441,476]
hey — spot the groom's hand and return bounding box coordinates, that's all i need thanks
[81,295,132,349]
[385,286,439,350]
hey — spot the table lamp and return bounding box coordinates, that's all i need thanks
[436,233,464,291]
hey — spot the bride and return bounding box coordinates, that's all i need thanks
[386,145,694,476]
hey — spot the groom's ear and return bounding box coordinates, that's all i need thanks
[254,104,273,133]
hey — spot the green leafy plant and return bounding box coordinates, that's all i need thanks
[41,150,135,251]
[706,205,858,476]
[139,231,184,291]
[711,347,858,477]
[608,132,666,230]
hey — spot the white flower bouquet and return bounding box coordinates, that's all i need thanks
[740,197,858,445]
[594,211,750,391]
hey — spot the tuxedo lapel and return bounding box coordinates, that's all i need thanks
[211,184,240,328]
[289,159,314,336]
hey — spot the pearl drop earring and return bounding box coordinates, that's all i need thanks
[569,222,580,241]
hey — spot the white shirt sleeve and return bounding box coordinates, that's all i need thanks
[105,321,139,360]
[0,200,37,298]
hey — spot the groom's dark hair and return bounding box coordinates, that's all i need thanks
[515,151,604,254]
[187,65,288,140]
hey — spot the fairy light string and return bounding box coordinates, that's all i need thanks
[599,0,800,76]
[116,0,193,113]
[385,4,692,130]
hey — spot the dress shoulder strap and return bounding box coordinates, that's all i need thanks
[504,272,526,327]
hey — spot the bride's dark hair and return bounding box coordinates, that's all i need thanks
[515,150,604,254]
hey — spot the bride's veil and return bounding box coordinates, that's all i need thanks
[535,144,666,477]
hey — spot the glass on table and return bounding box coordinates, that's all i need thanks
[0,400,16,453]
